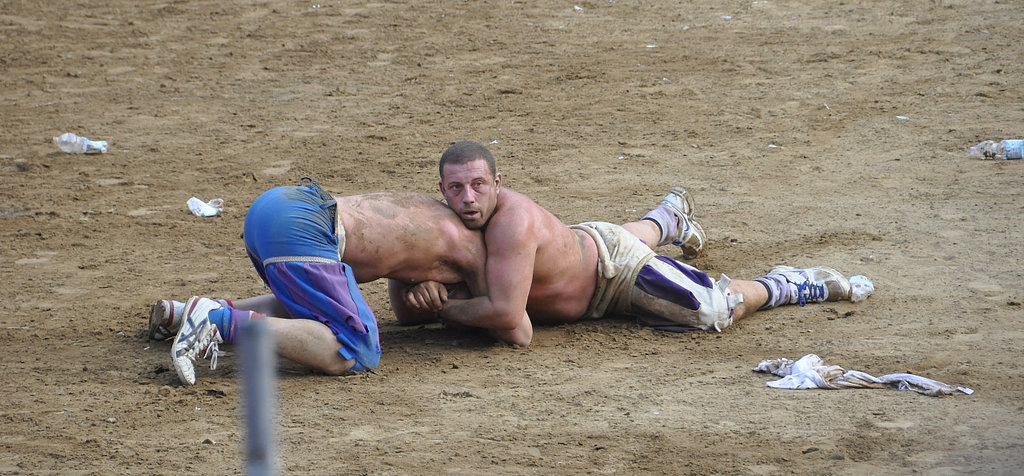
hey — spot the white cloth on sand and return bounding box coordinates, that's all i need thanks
[753,354,973,397]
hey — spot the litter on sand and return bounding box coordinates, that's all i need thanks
[187,197,224,217]
[754,354,973,397]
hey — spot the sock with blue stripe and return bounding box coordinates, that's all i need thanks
[208,307,265,344]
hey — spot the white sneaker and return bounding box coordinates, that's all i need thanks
[172,297,224,385]
[149,299,184,341]
[766,265,852,305]
[660,186,706,259]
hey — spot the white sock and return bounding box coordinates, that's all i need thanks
[642,205,678,246]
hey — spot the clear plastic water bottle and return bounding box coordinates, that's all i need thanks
[849,275,874,303]
[52,132,108,154]
[969,139,1023,160]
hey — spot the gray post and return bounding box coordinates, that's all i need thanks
[240,319,278,476]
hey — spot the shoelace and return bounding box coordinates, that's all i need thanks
[791,274,826,306]
[184,326,223,370]
[203,341,222,370]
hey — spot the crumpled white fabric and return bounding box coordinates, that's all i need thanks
[753,354,973,397]
[187,197,224,217]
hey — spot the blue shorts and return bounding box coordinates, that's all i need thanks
[243,183,381,371]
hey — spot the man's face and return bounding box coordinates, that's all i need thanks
[439,159,501,230]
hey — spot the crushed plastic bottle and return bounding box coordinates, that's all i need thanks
[187,197,224,217]
[849,275,874,303]
[52,132,108,154]
[969,139,1022,160]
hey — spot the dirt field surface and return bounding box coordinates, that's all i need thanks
[2,0,1022,474]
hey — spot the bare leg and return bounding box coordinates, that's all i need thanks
[232,294,290,317]
[265,317,355,375]
[230,295,355,375]
[727,280,769,323]
[620,220,662,246]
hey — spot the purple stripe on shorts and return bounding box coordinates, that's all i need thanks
[271,262,368,334]
[263,260,381,371]
[303,262,368,333]
[654,255,713,287]
[634,256,710,311]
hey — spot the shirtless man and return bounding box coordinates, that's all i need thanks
[395,141,864,335]
[159,172,676,385]
[158,178,530,385]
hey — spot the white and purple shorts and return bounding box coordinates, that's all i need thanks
[572,222,737,332]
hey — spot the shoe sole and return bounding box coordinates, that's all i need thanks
[665,186,706,259]
[677,219,706,260]
[148,300,172,341]
[172,297,206,385]
[664,186,695,219]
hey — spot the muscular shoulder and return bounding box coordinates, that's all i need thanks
[493,189,544,222]
[498,188,535,206]
[485,189,549,245]
[495,189,567,229]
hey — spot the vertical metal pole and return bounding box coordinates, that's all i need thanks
[240,319,278,476]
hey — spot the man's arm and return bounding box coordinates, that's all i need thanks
[439,205,536,333]
[388,278,533,346]
[485,310,533,347]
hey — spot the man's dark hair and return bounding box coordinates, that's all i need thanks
[439,141,496,178]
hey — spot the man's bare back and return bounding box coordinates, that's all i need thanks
[337,192,484,286]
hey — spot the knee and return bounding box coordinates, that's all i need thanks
[698,305,733,332]
[320,356,357,376]
[698,276,743,332]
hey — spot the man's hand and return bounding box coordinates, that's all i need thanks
[388,279,440,325]
[404,280,449,312]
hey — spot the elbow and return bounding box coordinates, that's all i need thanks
[489,322,532,347]
[493,312,523,331]
[489,309,532,347]
[508,333,532,347]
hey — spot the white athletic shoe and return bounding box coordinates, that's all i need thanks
[660,186,707,259]
[766,265,852,306]
[149,299,184,341]
[172,296,224,386]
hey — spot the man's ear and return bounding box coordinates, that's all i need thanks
[494,173,502,190]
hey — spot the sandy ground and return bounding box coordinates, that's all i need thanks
[2,0,1023,474]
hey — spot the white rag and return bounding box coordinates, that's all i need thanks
[187,197,224,217]
[753,354,973,397]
